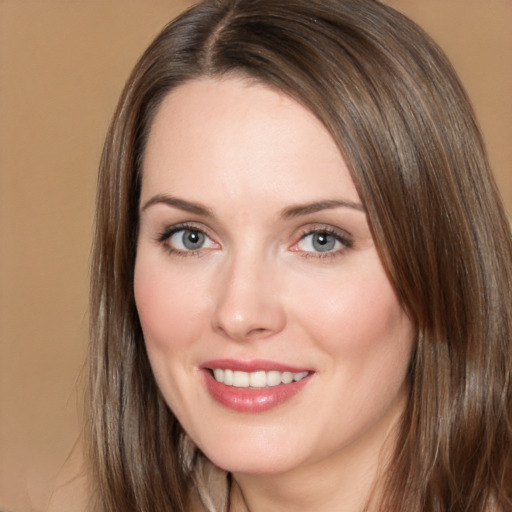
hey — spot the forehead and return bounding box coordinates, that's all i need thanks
[141,77,359,206]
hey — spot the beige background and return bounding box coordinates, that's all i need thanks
[1,1,510,511]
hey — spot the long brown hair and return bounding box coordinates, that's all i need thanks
[87,0,512,510]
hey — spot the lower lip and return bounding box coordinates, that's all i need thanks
[203,370,311,412]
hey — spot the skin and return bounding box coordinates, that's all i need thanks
[134,77,414,511]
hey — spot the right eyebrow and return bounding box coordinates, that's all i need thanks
[140,194,213,217]
[280,199,365,219]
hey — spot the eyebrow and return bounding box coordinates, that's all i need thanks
[141,194,213,217]
[280,199,365,219]
[141,194,365,218]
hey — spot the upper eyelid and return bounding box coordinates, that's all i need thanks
[157,222,212,239]
[293,224,354,252]
[295,223,352,240]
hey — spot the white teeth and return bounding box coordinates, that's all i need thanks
[281,372,293,384]
[211,369,309,387]
[233,371,249,387]
[294,371,308,381]
[213,368,224,383]
[267,370,282,386]
[224,369,233,385]
[249,371,267,388]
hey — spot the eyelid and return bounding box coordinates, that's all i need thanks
[290,224,353,257]
[157,221,211,242]
[156,222,220,256]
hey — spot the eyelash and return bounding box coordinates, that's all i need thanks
[156,222,213,258]
[155,223,353,260]
[293,225,353,261]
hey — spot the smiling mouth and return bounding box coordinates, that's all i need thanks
[209,369,310,388]
[202,362,313,412]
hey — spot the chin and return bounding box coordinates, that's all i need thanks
[207,450,300,476]
[194,425,309,476]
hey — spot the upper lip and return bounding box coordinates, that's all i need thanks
[201,358,312,373]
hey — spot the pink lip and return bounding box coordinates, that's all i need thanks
[200,359,313,413]
[201,358,310,373]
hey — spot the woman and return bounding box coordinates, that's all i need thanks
[86,0,512,510]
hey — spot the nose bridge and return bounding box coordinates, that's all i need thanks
[212,243,285,341]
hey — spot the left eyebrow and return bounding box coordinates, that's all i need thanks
[140,194,214,217]
[280,200,365,219]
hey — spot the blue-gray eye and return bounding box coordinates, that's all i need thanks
[169,229,213,251]
[297,232,341,253]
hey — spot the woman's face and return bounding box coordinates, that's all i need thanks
[135,77,414,477]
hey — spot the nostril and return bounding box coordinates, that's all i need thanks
[249,327,268,336]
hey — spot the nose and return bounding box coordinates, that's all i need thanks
[211,253,286,342]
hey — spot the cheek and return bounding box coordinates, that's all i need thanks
[291,258,413,371]
[288,261,414,448]
[133,252,214,421]
[133,253,206,355]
